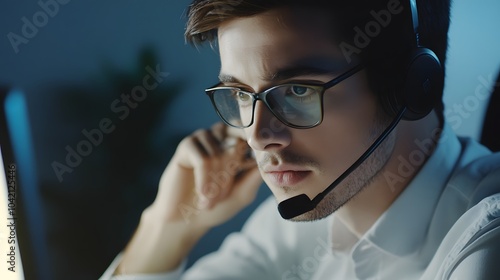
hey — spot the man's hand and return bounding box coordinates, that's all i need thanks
[116,123,262,275]
[150,122,262,228]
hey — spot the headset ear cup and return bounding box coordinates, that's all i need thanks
[400,47,444,120]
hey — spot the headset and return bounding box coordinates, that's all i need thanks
[387,0,444,121]
[277,0,445,219]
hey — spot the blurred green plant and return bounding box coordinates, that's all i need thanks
[43,48,184,279]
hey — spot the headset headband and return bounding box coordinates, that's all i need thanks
[409,0,420,46]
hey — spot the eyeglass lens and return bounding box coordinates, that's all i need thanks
[212,84,323,128]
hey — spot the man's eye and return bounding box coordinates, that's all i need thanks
[236,91,251,102]
[290,86,313,96]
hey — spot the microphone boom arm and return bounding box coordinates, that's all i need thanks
[278,107,407,219]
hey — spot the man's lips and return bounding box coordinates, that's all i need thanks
[264,170,312,186]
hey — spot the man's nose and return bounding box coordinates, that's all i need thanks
[246,101,291,151]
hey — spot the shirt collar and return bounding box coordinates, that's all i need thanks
[363,123,461,257]
[329,124,463,276]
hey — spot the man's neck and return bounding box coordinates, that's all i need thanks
[336,111,442,238]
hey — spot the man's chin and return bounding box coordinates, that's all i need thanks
[286,208,333,222]
[273,197,334,222]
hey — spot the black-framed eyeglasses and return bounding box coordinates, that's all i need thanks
[205,64,364,129]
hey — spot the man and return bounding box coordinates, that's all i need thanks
[101,0,500,279]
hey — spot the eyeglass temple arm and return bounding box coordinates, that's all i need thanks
[323,64,365,89]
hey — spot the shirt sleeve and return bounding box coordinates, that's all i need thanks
[447,222,500,279]
[439,194,500,280]
[99,196,305,280]
[98,253,186,280]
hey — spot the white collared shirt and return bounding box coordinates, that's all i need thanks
[101,124,500,280]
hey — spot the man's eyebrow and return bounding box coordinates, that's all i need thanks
[218,73,240,84]
[218,57,346,84]
[265,66,336,82]
[268,57,345,81]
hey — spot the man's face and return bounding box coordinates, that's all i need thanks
[217,8,395,221]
